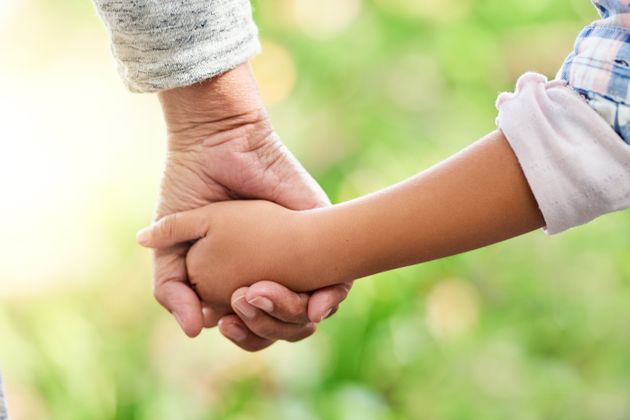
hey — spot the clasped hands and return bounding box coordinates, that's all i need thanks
[139,64,351,351]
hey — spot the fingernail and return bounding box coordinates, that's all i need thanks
[319,308,333,323]
[222,322,247,343]
[136,227,151,246]
[248,297,274,313]
[234,297,256,320]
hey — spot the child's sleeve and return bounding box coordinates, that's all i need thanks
[496,72,630,234]
[92,0,261,93]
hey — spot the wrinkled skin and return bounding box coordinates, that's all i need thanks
[149,64,352,351]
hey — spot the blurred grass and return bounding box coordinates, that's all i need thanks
[2,0,630,419]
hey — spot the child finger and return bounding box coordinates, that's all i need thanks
[136,206,212,248]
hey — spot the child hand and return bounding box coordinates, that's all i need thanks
[139,200,330,313]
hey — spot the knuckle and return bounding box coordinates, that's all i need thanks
[285,292,308,312]
[231,287,249,304]
[248,281,282,299]
[286,295,309,320]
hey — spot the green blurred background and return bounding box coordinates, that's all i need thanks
[2,0,630,419]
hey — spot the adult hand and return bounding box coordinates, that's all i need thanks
[145,63,352,350]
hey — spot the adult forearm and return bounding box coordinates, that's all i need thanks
[310,130,545,284]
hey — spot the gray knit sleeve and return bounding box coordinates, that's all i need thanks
[0,373,7,420]
[93,0,261,92]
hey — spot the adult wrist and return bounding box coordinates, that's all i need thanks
[157,63,270,150]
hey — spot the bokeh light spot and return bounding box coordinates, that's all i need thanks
[252,40,297,106]
[290,0,362,39]
[426,278,480,340]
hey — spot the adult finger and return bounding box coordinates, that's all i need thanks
[307,282,352,323]
[202,303,224,329]
[232,288,316,342]
[154,280,205,337]
[152,247,204,337]
[218,314,275,352]
[243,281,311,324]
[136,206,212,249]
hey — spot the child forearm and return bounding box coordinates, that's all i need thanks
[137,130,546,304]
[307,130,545,285]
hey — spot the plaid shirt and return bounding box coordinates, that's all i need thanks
[558,0,630,104]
